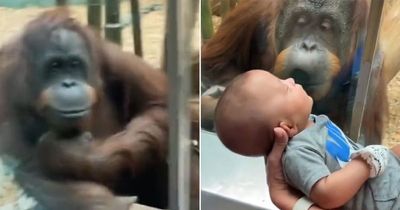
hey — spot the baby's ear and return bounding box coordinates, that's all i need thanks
[279,121,298,138]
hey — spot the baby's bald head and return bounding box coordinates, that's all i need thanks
[215,70,283,156]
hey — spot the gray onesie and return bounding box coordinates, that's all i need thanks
[282,115,400,210]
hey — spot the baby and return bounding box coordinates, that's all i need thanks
[215,70,400,210]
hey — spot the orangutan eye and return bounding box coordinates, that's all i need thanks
[50,60,62,70]
[321,19,332,31]
[297,15,307,25]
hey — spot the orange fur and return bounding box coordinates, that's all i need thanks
[272,47,291,75]
[327,51,342,78]
[202,0,284,84]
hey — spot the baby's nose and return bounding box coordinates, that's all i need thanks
[286,78,295,85]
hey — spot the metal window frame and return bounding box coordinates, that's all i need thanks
[349,0,385,143]
[166,0,197,209]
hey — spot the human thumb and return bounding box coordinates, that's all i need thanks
[269,127,289,157]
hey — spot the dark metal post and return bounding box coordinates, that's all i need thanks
[201,0,213,40]
[87,0,102,34]
[349,0,384,143]
[166,0,195,209]
[105,0,122,45]
[130,0,143,56]
[56,0,67,6]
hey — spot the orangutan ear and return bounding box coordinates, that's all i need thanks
[279,121,298,138]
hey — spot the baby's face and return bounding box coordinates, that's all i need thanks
[263,73,313,131]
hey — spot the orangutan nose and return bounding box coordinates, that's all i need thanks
[301,40,317,51]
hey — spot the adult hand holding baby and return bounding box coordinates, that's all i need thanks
[266,127,325,210]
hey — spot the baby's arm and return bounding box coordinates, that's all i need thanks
[309,157,369,209]
[310,144,389,209]
[285,143,389,209]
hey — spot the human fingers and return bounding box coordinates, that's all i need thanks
[268,127,289,160]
